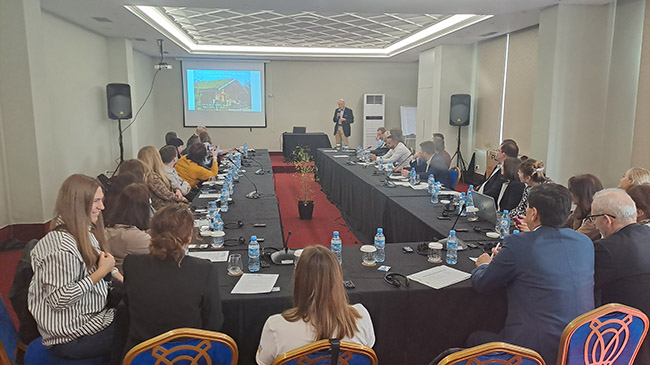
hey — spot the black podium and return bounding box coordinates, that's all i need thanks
[281,132,331,161]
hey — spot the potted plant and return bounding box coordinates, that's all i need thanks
[292,146,317,219]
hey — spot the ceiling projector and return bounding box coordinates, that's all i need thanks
[154,63,172,70]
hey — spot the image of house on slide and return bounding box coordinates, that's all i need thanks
[194,79,251,111]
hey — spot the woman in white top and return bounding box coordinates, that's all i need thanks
[256,245,375,365]
[28,174,120,360]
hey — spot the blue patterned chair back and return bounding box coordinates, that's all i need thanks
[24,337,108,365]
[449,167,460,189]
[438,342,545,365]
[557,303,649,365]
[123,328,238,365]
[272,339,377,365]
[0,296,19,364]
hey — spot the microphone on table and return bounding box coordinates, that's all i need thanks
[439,203,468,249]
[381,152,414,183]
[248,157,267,175]
[271,231,294,265]
[228,157,261,199]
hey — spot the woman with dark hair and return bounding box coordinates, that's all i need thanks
[510,158,551,220]
[105,184,152,273]
[497,157,525,212]
[121,204,223,357]
[28,174,118,360]
[174,142,219,188]
[116,159,145,183]
[256,245,375,365]
[564,174,603,241]
[103,173,138,224]
[626,183,650,226]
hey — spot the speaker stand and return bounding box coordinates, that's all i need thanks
[451,126,467,173]
[117,118,124,165]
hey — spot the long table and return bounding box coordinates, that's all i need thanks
[190,149,507,365]
[314,149,497,245]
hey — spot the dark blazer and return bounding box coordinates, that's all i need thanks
[482,169,507,203]
[409,154,451,188]
[122,254,223,354]
[595,223,650,364]
[332,107,354,137]
[472,227,594,364]
[498,181,525,212]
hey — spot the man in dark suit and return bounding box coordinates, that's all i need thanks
[399,140,451,188]
[470,183,594,364]
[478,139,519,202]
[591,188,650,364]
[332,99,354,147]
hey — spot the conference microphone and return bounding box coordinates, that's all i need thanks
[380,151,414,184]
[227,157,262,199]
[392,151,415,171]
[271,231,294,265]
[439,203,468,250]
[247,156,267,175]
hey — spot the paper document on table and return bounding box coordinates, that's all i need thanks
[333,155,350,158]
[410,183,428,190]
[188,251,229,262]
[199,193,221,199]
[392,181,410,187]
[407,265,471,289]
[323,149,337,153]
[231,273,280,294]
[440,190,461,196]
[194,219,209,227]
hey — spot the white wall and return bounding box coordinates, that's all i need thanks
[151,59,418,150]
[0,104,10,229]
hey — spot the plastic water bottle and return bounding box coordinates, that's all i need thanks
[378,156,384,172]
[228,151,233,161]
[431,182,440,204]
[220,188,229,212]
[227,173,234,194]
[233,165,240,182]
[446,230,458,265]
[341,141,346,150]
[409,168,417,186]
[248,235,260,272]
[513,230,520,235]
[243,142,248,158]
[208,202,218,229]
[466,188,478,221]
[374,228,386,263]
[356,146,363,160]
[499,210,511,239]
[460,192,467,217]
[213,213,224,231]
[330,231,342,265]
[427,174,435,194]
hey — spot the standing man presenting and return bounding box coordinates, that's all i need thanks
[333,99,354,148]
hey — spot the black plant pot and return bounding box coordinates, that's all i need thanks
[298,200,314,220]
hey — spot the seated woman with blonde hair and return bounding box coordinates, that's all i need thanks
[138,145,187,210]
[256,245,375,365]
[618,167,650,191]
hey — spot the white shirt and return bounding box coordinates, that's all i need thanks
[383,142,412,167]
[163,164,191,195]
[256,303,375,365]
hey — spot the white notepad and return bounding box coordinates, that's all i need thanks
[231,273,280,294]
[187,251,229,262]
[407,265,471,289]
[198,193,221,199]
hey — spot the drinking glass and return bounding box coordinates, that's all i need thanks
[360,245,377,267]
[428,242,443,263]
[227,254,243,276]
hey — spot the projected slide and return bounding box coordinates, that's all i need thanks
[182,61,266,128]
[187,70,262,112]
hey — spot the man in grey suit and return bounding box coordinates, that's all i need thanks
[332,99,354,147]
[469,183,594,364]
[591,188,650,364]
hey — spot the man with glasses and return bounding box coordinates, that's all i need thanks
[469,183,594,364]
[591,188,650,364]
[478,139,519,202]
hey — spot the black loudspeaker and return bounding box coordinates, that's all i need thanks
[449,94,470,127]
[106,83,132,120]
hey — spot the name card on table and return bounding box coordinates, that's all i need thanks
[407,265,471,289]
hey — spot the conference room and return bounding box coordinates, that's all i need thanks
[2,0,650,364]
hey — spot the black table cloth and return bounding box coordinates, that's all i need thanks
[282,132,332,161]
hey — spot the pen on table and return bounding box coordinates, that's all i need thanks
[491,242,501,258]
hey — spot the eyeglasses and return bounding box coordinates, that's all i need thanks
[585,213,616,223]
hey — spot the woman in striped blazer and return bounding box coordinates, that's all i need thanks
[28,174,119,360]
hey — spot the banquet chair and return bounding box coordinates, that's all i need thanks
[24,337,108,365]
[272,339,377,365]
[123,327,238,365]
[449,167,461,189]
[556,303,648,365]
[0,295,21,364]
[437,342,545,365]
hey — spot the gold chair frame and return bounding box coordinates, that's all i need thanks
[123,327,238,365]
[438,342,545,365]
[556,303,649,365]
[272,339,378,365]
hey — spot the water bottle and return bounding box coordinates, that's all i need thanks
[243,142,248,158]
[499,210,511,239]
[341,141,346,150]
[208,201,218,229]
[513,230,520,235]
[227,173,234,195]
[431,182,440,204]
[427,174,435,194]
[460,192,467,217]
[378,157,384,172]
[409,168,417,186]
[213,213,224,231]
[220,188,229,212]
[466,189,478,221]
[233,165,240,182]
[446,230,458,265]
[228,151,233,162]
[453,194,461,215]
[357,145,363,160]
[248,235,260,272]
[330,231,342,264]
[374,228,386,263]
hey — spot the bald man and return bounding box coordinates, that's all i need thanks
[332,99,354,147]
[592,188,650,364]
